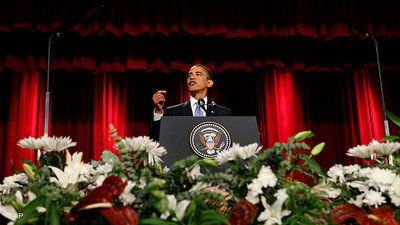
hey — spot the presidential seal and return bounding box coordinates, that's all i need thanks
[189,122,231,158]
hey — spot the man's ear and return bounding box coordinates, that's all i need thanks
[207,80,214,88]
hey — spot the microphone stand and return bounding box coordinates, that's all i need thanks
[332,12,390,138]
[39,3,104,160]
[372,37,390,137]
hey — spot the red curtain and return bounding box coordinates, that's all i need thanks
[260,68,306,147]
[353,68,386,144]
[255,67,386,171]
[0,66,394,180]
[1,0,399,38]
[0,72,46,176]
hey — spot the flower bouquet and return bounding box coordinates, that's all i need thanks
[0,125,346,225]
[328,109,400,225]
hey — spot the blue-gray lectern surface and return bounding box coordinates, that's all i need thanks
[159,116,260,167]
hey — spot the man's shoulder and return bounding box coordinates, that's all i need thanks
[214,104,231,111]
[164,101,191,116]
[212,104,232,116]
[165,102,188,111]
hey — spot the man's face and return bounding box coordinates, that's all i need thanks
[187,66,213,93]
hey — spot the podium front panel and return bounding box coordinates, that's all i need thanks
[159,116,260,167]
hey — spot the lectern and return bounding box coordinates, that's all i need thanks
[159,116,260,167]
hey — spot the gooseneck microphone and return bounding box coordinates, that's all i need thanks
[198,98,217,116]
[207,98,217,116]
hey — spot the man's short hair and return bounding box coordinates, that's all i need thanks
[192,64,214,80]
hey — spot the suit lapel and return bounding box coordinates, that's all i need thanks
[182,101,193,116]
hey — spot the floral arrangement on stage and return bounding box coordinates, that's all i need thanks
[0,126,335,225]
[327,109,400,225]
[2,117,400,225]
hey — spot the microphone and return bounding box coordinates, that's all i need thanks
[198,98,207,114]
[207,98,216,116]
[208,98,216,108]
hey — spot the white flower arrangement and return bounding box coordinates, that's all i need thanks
[17,137,44,150]
[40,136,77,152]
[346,144,373,159]
[17,135,77,152]
[346,139,400,162]
[0,173,28,195]
[160,195,191,221]
[328,165,400,208]
[257,189,291,225]
[0,130,347,225]
[245,165,277,204]
[120,136,167,166]
[369,140,400,157]
[215,142,261,165]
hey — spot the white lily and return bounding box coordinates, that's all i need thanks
[311,179,341,199]
[49,151,84,191]
[258,189,291,225]
[160,195,191,221]
[66,150,83,168]
[0,206,16,224]
[0,201,21,225]
[187,164,203,179]
[15,190,37,206]
[49,166,80,191]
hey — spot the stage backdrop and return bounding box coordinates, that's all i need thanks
[1,0,400,180]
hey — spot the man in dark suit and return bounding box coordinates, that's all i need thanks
[150,64,232,140]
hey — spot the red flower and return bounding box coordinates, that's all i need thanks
[67,175,138,225]
[332,203,399,225]
[227,199,258,225]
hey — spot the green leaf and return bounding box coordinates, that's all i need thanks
[49,203,60,225]
[302,156,327,177]
[11,160,22,174]
[139,218,179,225]
[293,131,313,142]
[14,196,46,225]
[11,200,24,212]
[197,211,231,225]
[109,123,116,131]
[198,158,218,167]
[184,200,197,220]
[383,108,400,128]
[394,207,400,223]
[381,135,400,142]
[311,142,325,156]
[44,196,51,224]
[54,153,64,169]
[100,150,120,163]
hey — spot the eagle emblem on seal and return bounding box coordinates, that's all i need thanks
[199,132,222,154]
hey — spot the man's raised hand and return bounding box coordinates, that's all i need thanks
[152,90,167,114]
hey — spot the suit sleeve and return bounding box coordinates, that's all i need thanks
[150,118,161,141]
[149,107,172,141]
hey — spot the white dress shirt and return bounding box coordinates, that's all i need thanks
[153,96,207,121]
